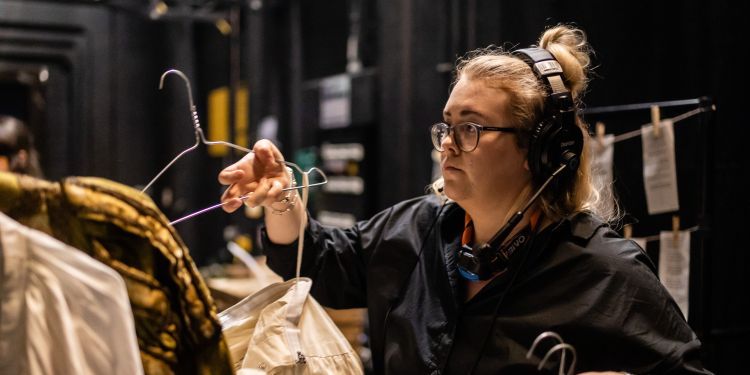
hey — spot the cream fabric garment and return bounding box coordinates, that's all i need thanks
[220,277,363,375]
[0,212,143,375]
[220,171,361,374]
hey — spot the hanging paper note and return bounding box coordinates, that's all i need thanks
[642,120,679,214]
[590,133,615,214]
[658,230,691,318]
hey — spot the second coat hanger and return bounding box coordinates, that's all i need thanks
[143,69,327,223]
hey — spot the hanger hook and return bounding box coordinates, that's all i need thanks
[538,343,577,375]
[141,69,202,193]
[526,331,565,359]
[159,69,200,130]
[279,166,329,192]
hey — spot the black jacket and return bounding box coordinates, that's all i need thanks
[263,195,710,374]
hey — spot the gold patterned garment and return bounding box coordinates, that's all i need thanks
[0,171,233,375]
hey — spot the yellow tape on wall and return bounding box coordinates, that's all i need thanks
[208,86,249,157]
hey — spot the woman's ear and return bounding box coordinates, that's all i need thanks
[524,159,530,171]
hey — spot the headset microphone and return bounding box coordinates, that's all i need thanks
[457,154,576,281]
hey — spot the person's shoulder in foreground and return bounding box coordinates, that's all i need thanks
[541,212,712,374]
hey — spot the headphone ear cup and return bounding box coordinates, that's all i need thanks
[528,117,584,185]
[528,120,554,183]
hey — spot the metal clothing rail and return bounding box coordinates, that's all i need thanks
[581,97,711,115]
[582,96,716,143]
[632,225,702,243]
[611,105,715,143]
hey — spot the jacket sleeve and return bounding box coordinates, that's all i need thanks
[262,195,443,309]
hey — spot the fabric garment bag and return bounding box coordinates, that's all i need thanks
[220,278,363,374]
[219,172,363,375]
[0,212,143,375]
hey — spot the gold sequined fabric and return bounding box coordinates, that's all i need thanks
[0,171,233,375]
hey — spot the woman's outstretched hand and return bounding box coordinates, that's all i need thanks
[218,139,291,213]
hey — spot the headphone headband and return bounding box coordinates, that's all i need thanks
[513,47,575,115]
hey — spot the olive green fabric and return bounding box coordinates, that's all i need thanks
[0,171,233,375]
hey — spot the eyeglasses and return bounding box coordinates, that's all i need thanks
[430,122,518,153]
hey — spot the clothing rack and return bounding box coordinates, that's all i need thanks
[581,98,708,114]
[580,97,714,341]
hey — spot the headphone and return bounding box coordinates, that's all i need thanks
[515,47,584,185]
[456,47,584,281]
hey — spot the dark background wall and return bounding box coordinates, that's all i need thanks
[1,0,746,372]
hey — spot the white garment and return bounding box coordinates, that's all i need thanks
[220,172,361,374]
[0,212,143,375]
[220,278,363,375]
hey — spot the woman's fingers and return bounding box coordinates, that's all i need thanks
[245,178,273,207]
[221,184,243,212]
[253,140,287,176]
[218,168,245,185]
[266,180,285,204]
[219,151,254,185]
[221,197,244,213]
[254,139,283,162]
[221,178,286,213]
[221,179,258,208]
[218,139,291,213]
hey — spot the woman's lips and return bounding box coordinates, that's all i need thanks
[442,164,462,174]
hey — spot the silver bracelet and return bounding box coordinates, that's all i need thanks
[269,167,297,215]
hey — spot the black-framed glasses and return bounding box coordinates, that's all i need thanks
[431,122,518,152]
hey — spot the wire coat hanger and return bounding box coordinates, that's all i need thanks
[527,331,565,355]
[538,343,576,375]
[526,331,576,375]
[167,166,327,225]
[142,69,251,193]
[143,68,327,224]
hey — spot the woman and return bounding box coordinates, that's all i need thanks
[218,25,710,374]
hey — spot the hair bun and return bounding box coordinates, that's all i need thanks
[538,25,593,101]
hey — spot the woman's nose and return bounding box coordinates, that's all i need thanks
[441,132,460,154]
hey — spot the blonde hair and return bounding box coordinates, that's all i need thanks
[431,25,621,224]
